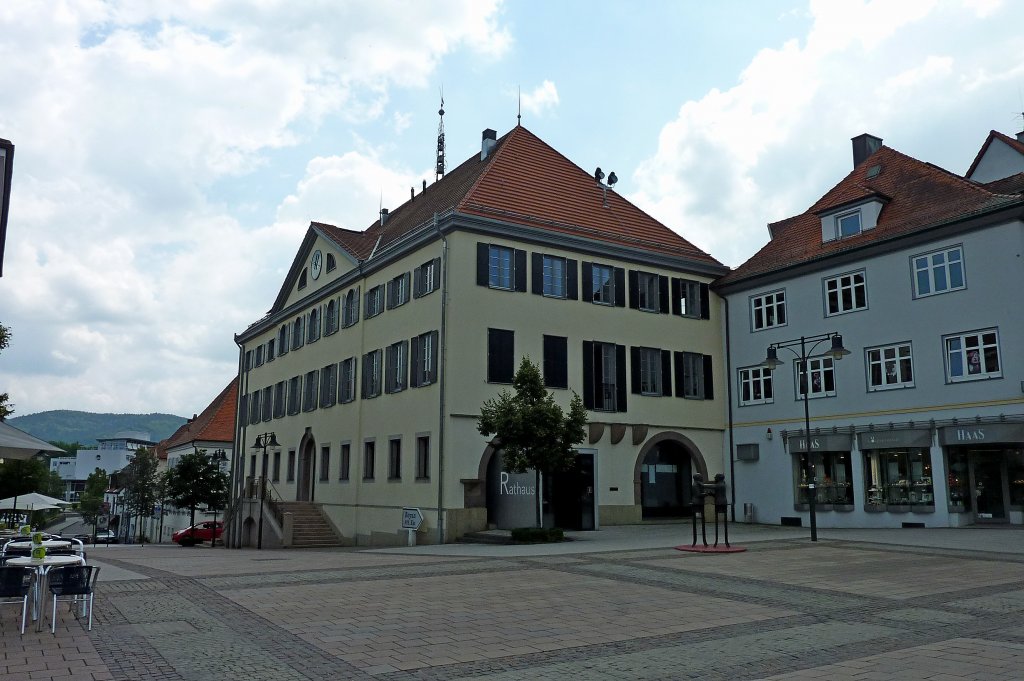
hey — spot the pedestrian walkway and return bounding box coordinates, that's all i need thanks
[1,524,1022,680]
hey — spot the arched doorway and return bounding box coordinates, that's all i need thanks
[636,433,709,519]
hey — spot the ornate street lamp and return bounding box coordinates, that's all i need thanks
[251,433,278,549]
[760,333,850,542]
[209,449,228,548]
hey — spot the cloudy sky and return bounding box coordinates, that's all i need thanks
[1,0,1022,418]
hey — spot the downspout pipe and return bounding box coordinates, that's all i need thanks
[232,337,248,548]
[723,297,737,522]
[433,213,449,544]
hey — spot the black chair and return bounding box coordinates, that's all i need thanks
[0,566,33,634]
[48,565,100,633]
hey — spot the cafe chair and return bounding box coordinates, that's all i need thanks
[0,566,33,634]
[48,565,100,633]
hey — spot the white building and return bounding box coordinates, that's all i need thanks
[50,431,153,502]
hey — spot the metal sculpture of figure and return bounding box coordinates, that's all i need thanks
[713,473,730,548]
[691,474,708,547]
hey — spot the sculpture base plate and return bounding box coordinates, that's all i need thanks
[675,544,747,554]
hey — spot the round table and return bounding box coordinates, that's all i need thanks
[4,539,73,550]
[6,555,87,632]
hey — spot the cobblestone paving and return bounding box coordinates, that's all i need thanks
[2,532,1024,680]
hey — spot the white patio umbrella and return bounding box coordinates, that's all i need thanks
[0,421,64,460]
[0,492,71,510]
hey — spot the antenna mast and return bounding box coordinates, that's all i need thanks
[435,89,446,182]
[517,86,521,126]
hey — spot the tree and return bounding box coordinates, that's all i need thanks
[122,448,159,543]
[0,323,12,420]
[79,468,109,528]
[0,457,50,525]
[478,357,588,528]
[164,449,229,544]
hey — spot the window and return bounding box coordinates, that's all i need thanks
[385,340,408,393]
[487,328,515,383]
[277,325,289,357]
[631,347,668,396]
[362,349,382,398]
[325,299,339,335]
[307,307,320,343]
[477,243,526,291]
[267,338,276,361]
[413,257,441,298]
[287,375,301,415]
[320,364,338,407]
[580,261,625,306]
[912,245,965,297]
[945,329,1000,382]
[675,352,713,400]
[339,443,350,481]
[302,369,319,411]
[272,451,281,482]
[249,391,261,425]
[339,357,357,403]
[386,272,411,309]
[365,285,384,318]
[582,341,626,412]
[249,454,256,476]
[245,350,252,371]
[298,268,308,290]
[531,253,576,299]
[542,335,568,389]
[866,343,914,391]
[326,253,336,273]
[273,381,286,418]
[411,331,439,387]
[342,287,360,327]
[291,316,305,350]
[389,439,401,480]
[261,386,273,422]
[738,367,773,406]
[796,357,835,398]
[254,344,265,367]
[287,450,296,482]
[837,210,862,238]
[825,271,867,315]
[320,446,330,482]
[673,278,709,319]
[363,441,375,480]
[630,271,667,313]
[416,436,430,480]
[751,290,786,330]
[795,452,853,506]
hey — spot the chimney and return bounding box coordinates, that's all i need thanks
[851,134,883,168]
[410,187,414,201]
[1017,129,1024,144]
[422,179,427,192]
[481,128,497,160]
[379,208,389,226]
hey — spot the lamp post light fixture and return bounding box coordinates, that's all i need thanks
[760,333,850,542]
[251,433,279,549]
[209,448,228,548]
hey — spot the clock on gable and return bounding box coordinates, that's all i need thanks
[310,249,323,280]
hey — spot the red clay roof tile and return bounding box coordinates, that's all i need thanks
[163,378,237,450]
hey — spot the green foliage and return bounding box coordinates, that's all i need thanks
[79,468,109,525]
[478,357,588,476]
[0,458,51,500]
[122,448,160,519]
[45,470,64,499]
[165,449,230,533]
[510,527,564,543]
[50,440,88,455]
[7,410,187,445]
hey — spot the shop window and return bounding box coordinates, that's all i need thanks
[946,450,971,511]
[944,329,1000,382]
[866,342,914,391]
[824,271,867,316]
[794,452,853,507]
[863,449,933,510]
[1008,449,1024,508]
[912,245,964,298]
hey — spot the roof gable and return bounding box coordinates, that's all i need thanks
[163,378,237,450]
[965,130,1024,182]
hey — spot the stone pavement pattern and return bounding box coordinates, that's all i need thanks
[2,527,1023,680]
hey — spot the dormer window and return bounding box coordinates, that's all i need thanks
[837,211,862,238]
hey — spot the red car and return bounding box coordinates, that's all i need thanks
[172,521,223,546]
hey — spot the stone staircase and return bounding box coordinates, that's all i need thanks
[275,501,344,548]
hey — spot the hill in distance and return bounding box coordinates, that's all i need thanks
[8,410,188,447]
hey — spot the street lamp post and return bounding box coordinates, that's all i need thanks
[760,333,850,542]
[251,433,278,549]
[209,449,227,548]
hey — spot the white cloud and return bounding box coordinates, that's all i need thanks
[520,80,560,116]
[630,0,1024,267]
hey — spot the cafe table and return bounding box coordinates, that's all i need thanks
[3,539,74,551]
[6,555,86,632]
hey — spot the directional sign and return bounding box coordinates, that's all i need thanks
[401,507,423,531]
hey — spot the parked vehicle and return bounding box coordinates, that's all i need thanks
[92,530,118,543]
[173,521,223,546]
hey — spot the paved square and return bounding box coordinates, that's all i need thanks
[2,526,1023,680]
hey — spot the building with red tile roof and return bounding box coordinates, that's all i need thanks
[715,129,1024,532]
[234,125,729,547]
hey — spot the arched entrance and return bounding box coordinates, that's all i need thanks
[635,433,709,519]
[296,435,315,502]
